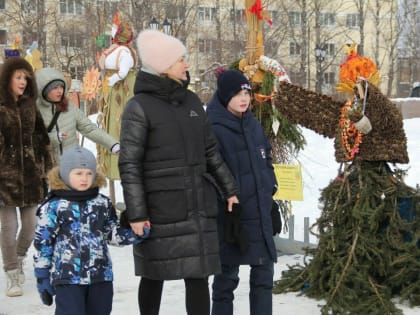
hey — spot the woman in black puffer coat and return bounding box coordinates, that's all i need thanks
[118,30,239,315]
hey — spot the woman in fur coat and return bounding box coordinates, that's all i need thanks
[0,56,53,297]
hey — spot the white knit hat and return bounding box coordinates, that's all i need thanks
[136,30,187,74]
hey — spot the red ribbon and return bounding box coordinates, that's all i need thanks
[249,0,264,20]
[249,0,273,25]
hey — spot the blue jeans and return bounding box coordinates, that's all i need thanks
[211,263,274,315]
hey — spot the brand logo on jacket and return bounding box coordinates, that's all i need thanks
[260,148,266,159]
[190,110,198,117]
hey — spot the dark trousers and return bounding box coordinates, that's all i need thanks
[211,263,274,315]
[54,282,113,315]
[138,277,210,315]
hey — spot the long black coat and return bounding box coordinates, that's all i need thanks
[0,57,52,207]
[119,71,238,280]
[206,96,277,265]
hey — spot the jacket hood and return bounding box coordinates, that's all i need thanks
[36,68,67,105]
[206,94,252,133]
[0,57,37,107]
[47,166,107,190]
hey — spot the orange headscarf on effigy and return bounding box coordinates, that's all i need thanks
[335,43,380,95]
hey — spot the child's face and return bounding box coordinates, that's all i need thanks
[227,89,251,117]
[68,168,94,191]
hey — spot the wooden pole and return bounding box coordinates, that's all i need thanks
[240,0,267,83]
[109,179,116,205]
[245,0,266,64]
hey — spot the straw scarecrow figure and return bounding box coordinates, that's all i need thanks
[97,13,137,181]
[272,44,420,315]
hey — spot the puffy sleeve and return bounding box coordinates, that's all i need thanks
[33,201,59,270]
[73,105,118,150]
[203,116,239,199]
[118,98,149,222]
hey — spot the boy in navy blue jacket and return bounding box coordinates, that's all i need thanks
[33,146,149,315]
[206,70,278,315]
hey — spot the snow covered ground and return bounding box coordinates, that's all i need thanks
[1,116,419,314]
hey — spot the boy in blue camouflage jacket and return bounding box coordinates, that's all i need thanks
[33,146,149,315]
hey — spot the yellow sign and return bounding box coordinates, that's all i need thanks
[273,164,303,201]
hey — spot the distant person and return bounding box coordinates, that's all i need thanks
[118,30,239,315]
[36,67,120,165]
[0,56,53,297]
[33,146,149,314]
[206,69,278,315]
[410,81,420,97]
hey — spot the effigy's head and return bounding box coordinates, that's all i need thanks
[336,43,380,95]
[111,13,134,45]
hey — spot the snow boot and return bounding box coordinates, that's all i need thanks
[17,256,25,284]
[5,269,23,297]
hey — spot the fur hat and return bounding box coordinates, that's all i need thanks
[217,70,251,106]
[0,57,37,105]
[60,146,97,188]
[43,79,65,99]
[136,30,187,74]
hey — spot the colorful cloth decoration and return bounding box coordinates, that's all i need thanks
[111,12,133,45]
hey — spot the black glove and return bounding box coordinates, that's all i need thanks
[224,209,236,244]
[271,201,282,235]
[224,203,249,254]
[119,210,131,229]
[40,290,53,306]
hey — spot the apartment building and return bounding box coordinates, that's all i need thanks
[0,0,418,97]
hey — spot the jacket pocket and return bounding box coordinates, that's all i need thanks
[201,173,219,218]
[255,146,269,169]
[145,177,188,224]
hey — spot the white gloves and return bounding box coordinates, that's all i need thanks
[58,131,67,142]
[107,74,121,87]
[111,143,120,153]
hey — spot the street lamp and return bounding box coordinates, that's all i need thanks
[315,45,327,63]
[149,17,159,30]
[149,17,171,35]
[315,45,327,92]
[162,18,171,35]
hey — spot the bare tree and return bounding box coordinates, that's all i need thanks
[396,0,420,96]
[366,0,402,96]
[2,0,416,99]
[3,0,53,61]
